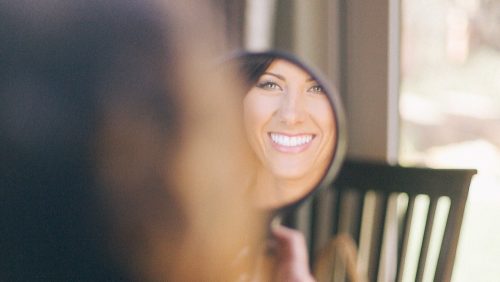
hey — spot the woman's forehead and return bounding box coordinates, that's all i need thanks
[264,59,314,82]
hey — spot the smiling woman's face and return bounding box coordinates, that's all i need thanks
[243,59,336,196]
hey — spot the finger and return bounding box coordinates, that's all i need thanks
[271,225,309,261]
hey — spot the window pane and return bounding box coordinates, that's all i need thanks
[400,0,500,281]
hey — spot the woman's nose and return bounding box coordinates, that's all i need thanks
[278,91,305,125]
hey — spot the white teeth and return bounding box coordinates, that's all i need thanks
[270,133,313,147]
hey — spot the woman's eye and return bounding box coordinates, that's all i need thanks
[307,84,324,94]
[256,81,282,91]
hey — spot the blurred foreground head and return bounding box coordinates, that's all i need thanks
[0,0,261,280]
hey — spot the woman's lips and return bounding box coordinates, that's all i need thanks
[269,132,315,153]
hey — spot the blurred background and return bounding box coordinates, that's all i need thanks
[400,1,500,281]
[213,0,500,281]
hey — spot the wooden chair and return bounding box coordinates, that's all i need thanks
[286,159,476,282]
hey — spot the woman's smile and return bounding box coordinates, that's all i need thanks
[268,132,315,153]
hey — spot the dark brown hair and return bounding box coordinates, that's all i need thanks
[236,53,275,90]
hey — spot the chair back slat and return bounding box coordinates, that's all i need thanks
[367,193,388,282]
[415,197,439,282]
[396,194,416,282]
[311,187,337,255]
[331,188,342,237]
[338,189,364,239]
[434,174,473,282]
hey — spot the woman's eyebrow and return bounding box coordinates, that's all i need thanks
[262,72,285,81]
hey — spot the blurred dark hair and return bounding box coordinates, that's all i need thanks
[0,0,184,280]
[237,53,275,89]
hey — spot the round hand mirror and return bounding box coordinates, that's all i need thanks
[229,50,346,214]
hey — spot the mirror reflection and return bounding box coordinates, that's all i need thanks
[233,52,341,210]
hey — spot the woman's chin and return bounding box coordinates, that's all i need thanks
[270,168,319,187]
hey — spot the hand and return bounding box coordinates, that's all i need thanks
[270,225,315,282]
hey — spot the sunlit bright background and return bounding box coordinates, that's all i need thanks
[399,0,500,281]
